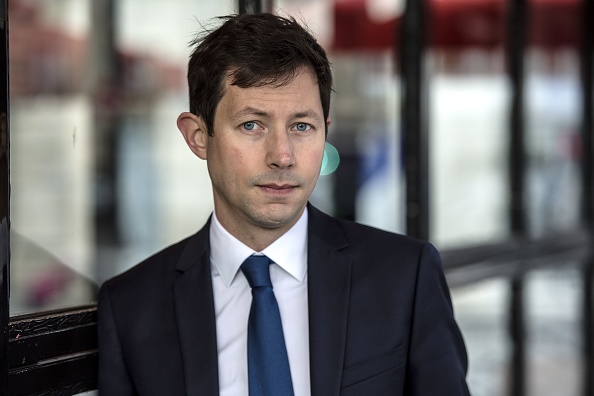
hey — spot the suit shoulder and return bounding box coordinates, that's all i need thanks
[100,234,195,294]
[335,216,430,252]
[308,204,434,256]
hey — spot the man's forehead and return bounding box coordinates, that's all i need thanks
[217,69,324,120]
[225,65,318,89]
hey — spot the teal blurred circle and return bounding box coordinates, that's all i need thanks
[320,142,340,175]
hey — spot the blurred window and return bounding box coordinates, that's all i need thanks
[525,0,582,237]
[8,0,234,314]
[10,0,97,314]
[427,0,509,248]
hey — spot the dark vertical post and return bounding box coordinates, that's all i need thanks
[581,0,594,229]
[400,0,429,240]
[509,276,526,396]
[580,0,594,394]
[506,0,528,395]
[507,0,527,236]
[90,0,122,281]
[0,0,9,393]
[584,260,594,396]
[238,0,262,14]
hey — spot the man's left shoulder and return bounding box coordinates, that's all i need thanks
[309,204,429,251]
[341,217,422,246]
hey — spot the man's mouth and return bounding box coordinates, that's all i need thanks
[261,184,295,189]
[258,184,298,194]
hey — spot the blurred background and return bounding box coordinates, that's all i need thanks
[5,0,592,395]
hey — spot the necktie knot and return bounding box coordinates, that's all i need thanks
[241,255,273,289]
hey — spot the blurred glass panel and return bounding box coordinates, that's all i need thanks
[525,0,582,237]
[453,265,584,396]
[525,264,583,396]
[9,0,96,314]
[427,0,509,248]
[452,278,510,396]
[8,0,234,314]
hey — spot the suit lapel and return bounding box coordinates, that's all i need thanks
[307,206,352,396]
[173,222,219,396]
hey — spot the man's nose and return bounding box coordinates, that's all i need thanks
[266,128,295,169]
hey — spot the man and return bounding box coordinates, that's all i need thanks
[98,13,470,396]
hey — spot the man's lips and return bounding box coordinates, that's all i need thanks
[258,184,298,193]
[260,184,296,189]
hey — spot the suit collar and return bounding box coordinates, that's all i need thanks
[173,219,220,396]
[307,204,352,396]
[175,216,211,272]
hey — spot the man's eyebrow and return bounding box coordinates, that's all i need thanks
[233,107,270,119]
[233,107,323,121]
[293,109,323,121]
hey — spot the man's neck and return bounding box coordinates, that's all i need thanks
[214,209,307,252]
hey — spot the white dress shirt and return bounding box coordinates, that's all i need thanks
[209,209,310,396]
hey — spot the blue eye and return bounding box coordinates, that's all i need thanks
[295,123,311,132]
[243,122,256,130]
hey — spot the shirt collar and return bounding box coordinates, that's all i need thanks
[209,208,308,287]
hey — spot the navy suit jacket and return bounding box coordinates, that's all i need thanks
[98,205,470,395]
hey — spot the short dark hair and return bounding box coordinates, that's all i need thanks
[187,13,333,136]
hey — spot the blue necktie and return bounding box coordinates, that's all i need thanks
[241,255,294,396]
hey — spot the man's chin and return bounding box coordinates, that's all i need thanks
[249,205,305,230]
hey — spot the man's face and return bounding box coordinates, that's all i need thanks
[200,68,327,242]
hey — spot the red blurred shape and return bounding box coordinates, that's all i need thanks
[332,0,581,52]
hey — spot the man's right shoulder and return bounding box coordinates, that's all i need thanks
[107,238,187,283]
[100,223,210,295]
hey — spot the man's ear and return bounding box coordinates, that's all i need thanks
[177,112,208,160]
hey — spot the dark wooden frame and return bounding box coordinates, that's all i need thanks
[7,306,97,395]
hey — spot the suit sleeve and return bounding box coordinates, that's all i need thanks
[97,284,137,396]
[405,242,471,395]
